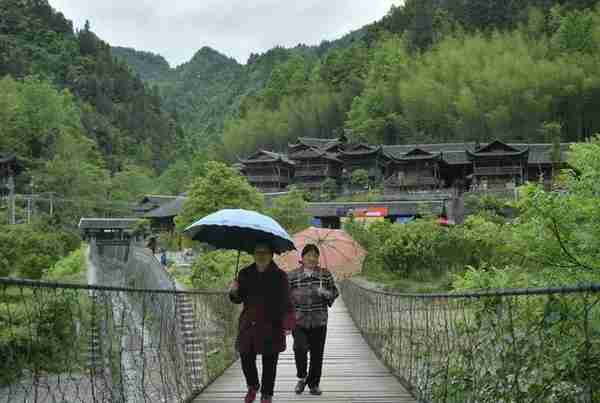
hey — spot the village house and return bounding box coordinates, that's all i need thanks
[236,136,571,195]
[237,150,294,193]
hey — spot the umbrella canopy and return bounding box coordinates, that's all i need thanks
[275,227,366,279]
[183,209,295,255]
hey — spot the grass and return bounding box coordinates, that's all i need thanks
[357,266,454,293]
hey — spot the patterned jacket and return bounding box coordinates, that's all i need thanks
[288,267,339,328]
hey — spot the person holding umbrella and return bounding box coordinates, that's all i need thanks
[183,209,297,403]
[229,242,295,403]
[288,244,339,396]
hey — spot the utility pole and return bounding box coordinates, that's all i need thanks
[27,195,31,224]
[49,192,53,217]
[8,175,15,225]
[26,177,34,224]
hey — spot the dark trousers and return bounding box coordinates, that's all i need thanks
[293,326,327,388]
[240,352,279,396]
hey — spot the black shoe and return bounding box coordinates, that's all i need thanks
[295,378,307,394]
[309,386,322,395]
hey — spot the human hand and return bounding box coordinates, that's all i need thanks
[317,287,331,298]
[230,280,239,292]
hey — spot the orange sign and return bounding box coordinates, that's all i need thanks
[351,207,388,218]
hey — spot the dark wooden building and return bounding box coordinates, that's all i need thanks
[288,147,344,189]
[525,143,571,190]
[79,218,140,242]
[338,143,384,182]
[133,195,179,217]
[236,137,572,195]
[288,135,346,156]
[382,140,572,193]
[383,148,445,193]
[0,153,23,196]
[143,195,187,233]
[466,141,529,190]
[239,150,294,193]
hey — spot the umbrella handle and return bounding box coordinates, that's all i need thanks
[234,249,241,279]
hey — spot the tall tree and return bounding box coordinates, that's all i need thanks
[174,161,265,231]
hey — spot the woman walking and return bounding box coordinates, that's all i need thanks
[288,244,339,396]
[229,242,295,403]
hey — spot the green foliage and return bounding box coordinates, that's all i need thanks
[0,287,88,385]
[0,0,177,171]
[46,246,86,282]
[463,193,513,220]
[132,219,151,238]
[154,151,209,195]
[0,76,80,160]
[191,250,252,290]
[0,224,69,279]
[109,163,155,202]
[321,178,338,200]
[552,8,596,52]
[343,211,522,290]
[175,161,265,232]
[350,169,370,188]
[349,22,600,144]
[451,138,600,292]
[267,186,310,234]
[111,46,171,81]
[157,231,182,251]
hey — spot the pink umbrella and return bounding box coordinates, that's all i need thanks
[274,227,366,280]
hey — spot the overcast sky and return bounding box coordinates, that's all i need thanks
[48,0,403,67]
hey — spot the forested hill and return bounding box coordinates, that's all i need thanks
[0,0,178,174]
[111,27,369,149]
[113,0,600,164]
[0,0,188,217]
[110,46,171,82]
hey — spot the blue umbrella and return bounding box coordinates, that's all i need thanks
[183,209,295,275]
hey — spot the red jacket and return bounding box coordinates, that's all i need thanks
[230,262,296,355]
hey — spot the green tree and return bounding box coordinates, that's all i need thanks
[191,250,253,290]
[515,137,600,277]
[175,161,265,231]
[38,132,112,221]
[553,9,596,52]
[0,224,66,279]
[267,186,311,234]
[321,178,338,200]
[154,151,210,195]
[351,169,370,189]
[109,163,155,202]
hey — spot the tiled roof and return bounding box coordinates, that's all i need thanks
[139,195,179,206]
[79,218,140,230]
[289,136,343,152]
[382,142,573,165]
[339,144,380,156]
[145,195,187,218]
[289,147,343,163]
[239,150,294,165]
[390,152,443,162]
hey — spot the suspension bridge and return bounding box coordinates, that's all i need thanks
[0,240,599,403]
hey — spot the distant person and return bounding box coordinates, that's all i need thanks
[288,244,339,396]
[160,249,167,268]
[146,236,157,255]
[229,242,295,403]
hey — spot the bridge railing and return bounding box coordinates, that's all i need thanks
[0,277,239,403]
[341,280,600,403]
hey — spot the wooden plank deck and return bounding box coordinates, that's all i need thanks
[193,299,416,403]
